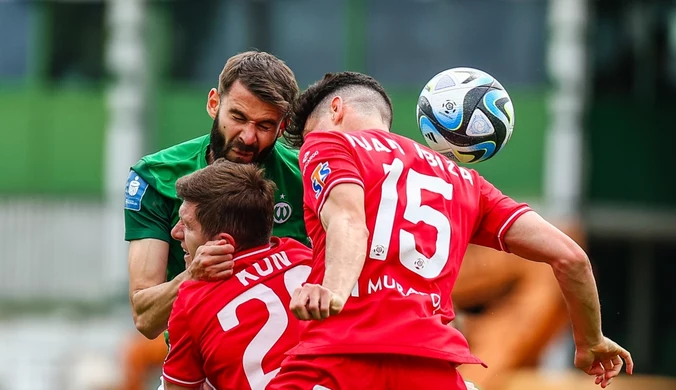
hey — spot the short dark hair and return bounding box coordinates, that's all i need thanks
[218,51,299,121]
[286,71,393,148]
[175,159,277,250]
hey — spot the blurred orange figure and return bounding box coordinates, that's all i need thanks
[454,222,584,390]
[118,333,166,390]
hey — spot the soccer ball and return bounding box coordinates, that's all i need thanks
[416,67,515,164]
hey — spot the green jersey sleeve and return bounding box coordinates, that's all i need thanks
[124,169,175,242]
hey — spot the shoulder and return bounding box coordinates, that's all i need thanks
[133,135,209,180]
[304,130,350,146]
[269,141,300,167]
[298,131,352,169]
[274,140,300,160]
[277,237,313,263]
[262,141,302,181]
[130,135,210,198]
[300,132,353,161]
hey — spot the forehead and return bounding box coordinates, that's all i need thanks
[224,80,283,122]
[178,202,198,224]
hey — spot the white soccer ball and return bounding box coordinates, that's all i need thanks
[416,67,515,163]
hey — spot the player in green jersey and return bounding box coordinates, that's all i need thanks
[124,51,307,343]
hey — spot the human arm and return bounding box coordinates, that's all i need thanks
[128,239,235,339]
[125,170,235,338]
[126,171,186,338]
[289,131,369,321]
[128,238,186,339]
[504,211,633,386]
[290,183,369,320]
[455,244,569,390]
[504,212,602,348]
[320,183,369,301]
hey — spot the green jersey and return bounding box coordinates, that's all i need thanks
[124,134,308,281]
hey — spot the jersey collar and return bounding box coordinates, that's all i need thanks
[199,135,211,170]
[233,236,281,263]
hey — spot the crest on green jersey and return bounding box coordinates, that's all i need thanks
[273,197,292,224]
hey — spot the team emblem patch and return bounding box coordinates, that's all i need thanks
[311,162,331,199]
[274,201,292,224]
[125,170,148,211]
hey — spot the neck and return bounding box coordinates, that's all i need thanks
[319,118,389,133]
[233,238,274,256]
[350,123,390,132]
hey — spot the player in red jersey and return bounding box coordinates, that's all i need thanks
[161,159,312,390]
[267,72,633,390]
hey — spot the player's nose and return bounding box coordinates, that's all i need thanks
[170,222,184,241]
[239,123,257,145]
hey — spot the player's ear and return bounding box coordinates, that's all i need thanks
[218,233,235,248]
[277,118,287,139]
[330,96,344,125]
[206,88,220,119]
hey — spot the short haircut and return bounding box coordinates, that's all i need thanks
[285,71,393,147]
[218,50,299,121]
[175,159,277,250]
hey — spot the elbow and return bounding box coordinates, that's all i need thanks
[130,296,164,340]
[133,315,164,340]
[551,244,591,277]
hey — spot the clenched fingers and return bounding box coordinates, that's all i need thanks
[290,286,311,320]
[204,260,234,280]
[290,284,332,321]
[190,240,235,281]
[197,240,235,260]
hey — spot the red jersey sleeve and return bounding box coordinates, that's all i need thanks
[299,131,364,216]
[162,282,205,388]
[470,174,532,252]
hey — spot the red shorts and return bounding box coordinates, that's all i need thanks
[266,354,468,390]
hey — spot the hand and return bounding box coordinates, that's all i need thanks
[187,240,235,281]
[574,336,634,388]
[290,283,346,321]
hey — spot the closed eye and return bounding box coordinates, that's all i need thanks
[257,123,275,132]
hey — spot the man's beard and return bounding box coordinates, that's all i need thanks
[209,114,275,164]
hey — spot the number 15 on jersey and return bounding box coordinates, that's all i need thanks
[369,158,454,279]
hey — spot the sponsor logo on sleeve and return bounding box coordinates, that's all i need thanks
[301,150,319,176]
[125,170,148,211]
[311,162,331,199]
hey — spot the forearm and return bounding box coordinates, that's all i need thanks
[322,216,369,301]
[504,213,604,348]
[131,270,189,339]
[551,256,604,348]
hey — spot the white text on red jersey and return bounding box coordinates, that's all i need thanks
[345,134,474,186]
[235,251,291,287]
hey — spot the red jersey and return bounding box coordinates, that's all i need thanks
[290,130,531,365]
[162,237,312,390]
